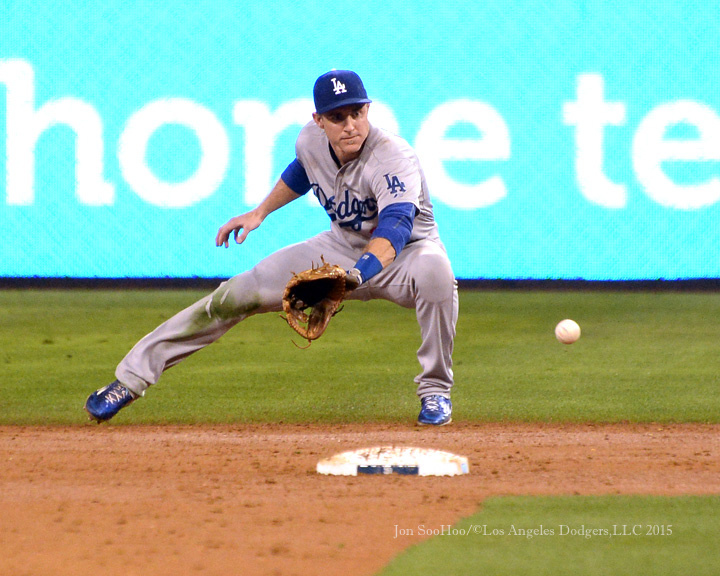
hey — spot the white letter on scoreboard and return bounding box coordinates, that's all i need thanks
[563,74,627,208]
[0,58,114,206]
[414,99,511,209]
[233,99,314,205]
[632,101,720,209]
[119,98,229,208]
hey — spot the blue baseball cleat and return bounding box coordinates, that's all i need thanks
[84,380,137,422]
[417,395,452,426]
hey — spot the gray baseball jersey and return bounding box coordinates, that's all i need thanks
[295,121,440,250]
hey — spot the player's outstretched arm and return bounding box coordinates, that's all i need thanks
[216,179,301,248]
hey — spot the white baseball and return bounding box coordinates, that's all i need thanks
[555,319,581,344]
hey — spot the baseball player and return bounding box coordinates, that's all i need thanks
[85,70,458,426]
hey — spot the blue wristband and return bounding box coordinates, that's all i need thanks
[353,252,383,283]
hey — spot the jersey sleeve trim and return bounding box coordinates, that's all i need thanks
[281,158,311,195]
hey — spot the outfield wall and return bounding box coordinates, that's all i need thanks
[1,1,719,280]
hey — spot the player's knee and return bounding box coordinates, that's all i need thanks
[412,252,455,303]
[206,275,263,320]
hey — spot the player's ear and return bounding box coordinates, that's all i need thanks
[312,112,324,130]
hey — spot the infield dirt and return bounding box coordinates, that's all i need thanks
[1,423,718,576]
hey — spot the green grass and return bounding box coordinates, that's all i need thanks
[1,288,720,424]
[378,495,720,576]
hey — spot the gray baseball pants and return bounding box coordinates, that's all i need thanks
[116,229,458,399]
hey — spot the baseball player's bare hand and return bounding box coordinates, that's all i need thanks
[215,212,263,247]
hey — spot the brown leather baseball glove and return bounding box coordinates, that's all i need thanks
[282,258,347,345]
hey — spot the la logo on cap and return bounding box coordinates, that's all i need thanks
[331,77,347,95]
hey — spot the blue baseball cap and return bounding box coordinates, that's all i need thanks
[313,70,372,114]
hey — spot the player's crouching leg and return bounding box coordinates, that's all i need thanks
[410,244,458,426]
[381,239,457,425]
[85,269,280,423]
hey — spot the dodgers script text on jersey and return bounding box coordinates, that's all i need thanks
[298,122,438,248]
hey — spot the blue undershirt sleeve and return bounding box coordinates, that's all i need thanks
[280,158,311,195]
[371,202,417,256]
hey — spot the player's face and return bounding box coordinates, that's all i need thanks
[313,104,370,165]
